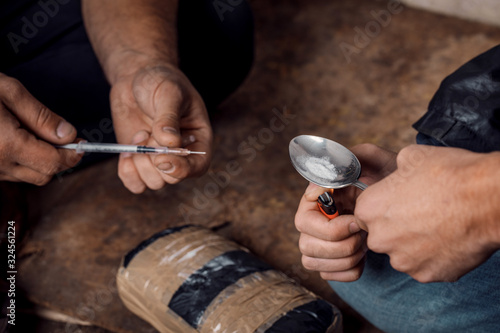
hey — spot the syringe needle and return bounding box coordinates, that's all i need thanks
[56,142,206,156]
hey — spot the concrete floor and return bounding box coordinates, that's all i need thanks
[11,0,500,332]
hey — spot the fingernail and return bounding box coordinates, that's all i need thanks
[158,162,175,174]
[349,222,361,234]
[162,127,178,134]
[56,121,74,139]
[182,135,196,146]
[121,152,132,158]
[132,131,149,144]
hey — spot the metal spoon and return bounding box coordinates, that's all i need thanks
[289,135,368,191]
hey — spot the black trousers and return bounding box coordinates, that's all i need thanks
[2,0,254,163]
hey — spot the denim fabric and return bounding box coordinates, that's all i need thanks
[328,133,500,332]
[329,251,500,332]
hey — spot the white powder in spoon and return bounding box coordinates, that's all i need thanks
[304,156,338,180]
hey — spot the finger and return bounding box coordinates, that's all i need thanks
[149,80,183,148]
[0,76,76,144]
[303,182,330,202]
[298,232,366,259]
[134,153,167,190]
[131,131,167,190]
[302,246,367,272]
[354,179,390,232]
[10,165,53,186]
[155,154,189,184]
[350,143,396,170]
[0,173,21,182]
[12,128,81,175]
[319,256,366,282]
[296,191,361,241]
[117,131,152,193]
[118,153,147,194]
[154,129,211,181]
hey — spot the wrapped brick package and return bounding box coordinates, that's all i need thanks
[116,225,342,333]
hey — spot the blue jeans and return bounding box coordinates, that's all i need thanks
[328,133,500,332]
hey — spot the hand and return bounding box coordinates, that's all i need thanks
[0,74,81,185]
[294,144,397,281]
[355,144,500,282]
[110,64,213,193]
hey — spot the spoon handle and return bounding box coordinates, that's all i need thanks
[353,180,368,191]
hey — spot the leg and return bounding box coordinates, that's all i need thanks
[329,251,500,332]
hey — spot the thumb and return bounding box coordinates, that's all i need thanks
[3,78,76,143]
[353,190,372,232]
[151,84,183,148]
[304,182,332,202]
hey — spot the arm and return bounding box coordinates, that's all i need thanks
[82,0,178,83]
[82,1,213,193]
[355,145,500,282]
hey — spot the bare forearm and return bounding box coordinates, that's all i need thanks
[82,0,178,84]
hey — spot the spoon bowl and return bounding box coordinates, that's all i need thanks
[289,135,368,190]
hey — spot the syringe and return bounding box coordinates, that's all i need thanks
[57,142,206,156]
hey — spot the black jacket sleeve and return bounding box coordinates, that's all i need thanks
[413,44,500,153]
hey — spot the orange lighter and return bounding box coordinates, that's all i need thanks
[317,190,339,219]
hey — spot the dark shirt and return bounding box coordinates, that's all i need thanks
[0,0,82,71]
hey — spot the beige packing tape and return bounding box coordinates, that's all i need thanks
[117,226,342,333]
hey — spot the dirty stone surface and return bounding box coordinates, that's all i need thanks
[14,0,500,332]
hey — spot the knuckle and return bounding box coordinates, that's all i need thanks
[128,183,146,194]
[389,255,409,273]
[118,161,136,180]
[33,174,52,186]
[354,208,368,227]
[396,145,416,166]
[319,271,338,281]
[297,235,309,255]
[148,179,166,191]
[44,164,60,176]
[301,256,317,271]
[294,213,306,233]
[0,142,9,159]
[345,255,359,270]
[158,112,180,126]
[412,272,433,284]
[348,268,363,281]
[34,105,55,129]
[353,143,378,155]
[176,165,190,179]
[365,235,380,253]
[165,177,181,185]
[1,77,25,100]
[64,153,82,167]
[343,239,358,257]
[35,158,60,176]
